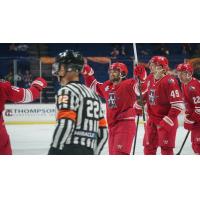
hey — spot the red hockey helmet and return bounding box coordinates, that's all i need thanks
[150,56,169,70]
[109,62,128,78]
[149,56,158,64]
[176,63,193,73]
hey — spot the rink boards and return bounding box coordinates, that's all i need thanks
[3,103,185,125]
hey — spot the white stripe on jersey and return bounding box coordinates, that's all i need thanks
[90,80,103,94]
[89,119,93,132]
[19,89,33,103]
[59,120,74,150]
[195,109,200,115]
[95,128,108,155]
[86,138,91,148]
[78,84,93,98]
[52,82,107,152]
[52,119,66,148]
[171,102,184,112]
[184,116,195,124]
[163,116,174,126]
[80,137,86,146]
[67,84,86,97]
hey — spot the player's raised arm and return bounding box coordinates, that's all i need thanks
[133,64,148,114]
[6,77,47,103]
[82,64,104,97]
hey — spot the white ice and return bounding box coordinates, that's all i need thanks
[6,124,194,155]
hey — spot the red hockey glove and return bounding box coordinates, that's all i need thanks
[159,116,174,132]
[135,108,143,116]
[81,64,94,76]
[190,111,200,123]
[184,115,195,131]
[134,65,147,82]
[31,77,47,91]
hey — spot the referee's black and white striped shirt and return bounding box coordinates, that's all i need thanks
[50,81,108,154]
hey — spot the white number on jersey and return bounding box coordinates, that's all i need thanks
[86,100,99,119]
[170,90,180,98]
[193,96,200,104]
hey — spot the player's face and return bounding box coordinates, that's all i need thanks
[177,71,192,83]
[108,69,121,83]
[149,62,156,73]
[153,65,165,80]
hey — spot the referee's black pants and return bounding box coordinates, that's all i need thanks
[48,144,94,155]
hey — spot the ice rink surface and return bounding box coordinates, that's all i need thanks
[7,124,194,155]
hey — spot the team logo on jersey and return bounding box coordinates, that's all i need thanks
[117,144,123,150]
[163,139,169,145]
[105,86,109,91]
[149,89,157,105]
[108,92,117,108]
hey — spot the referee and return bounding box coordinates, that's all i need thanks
[48,50,108,155]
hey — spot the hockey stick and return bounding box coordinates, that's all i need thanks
[132,43,146,155]
[176,130,190,155]
[133,43,146,122]
[132,114,140,155]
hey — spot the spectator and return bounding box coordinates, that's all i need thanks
[15,70,23,87]
[110,47,119,59]
[9,43,29,57]
[153,43,170,56]
[5,70,14,84]
[9,43,29,52]
[23,70,32,88]
[120,45,127,57]
[181,43,193,57]
[192,44,200,58]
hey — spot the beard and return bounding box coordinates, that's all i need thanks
[110,76,121,83]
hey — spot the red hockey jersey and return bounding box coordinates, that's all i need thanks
[0,79,41,114]
[84,75,143,126]
[181,78,200,123]
[145,74,183,123]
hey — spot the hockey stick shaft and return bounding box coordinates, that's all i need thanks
[132,115,140,155]
[133,43,146,122]
[132,43,146,154]
[176,131,190,155]
[133,43,138,64]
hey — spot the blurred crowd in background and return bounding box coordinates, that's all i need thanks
[0,43,200,103]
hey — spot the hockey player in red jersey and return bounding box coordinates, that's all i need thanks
[177,63,200,154]
[135,56,184,155]
[0,77,47,155]
[82,62,147,155]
